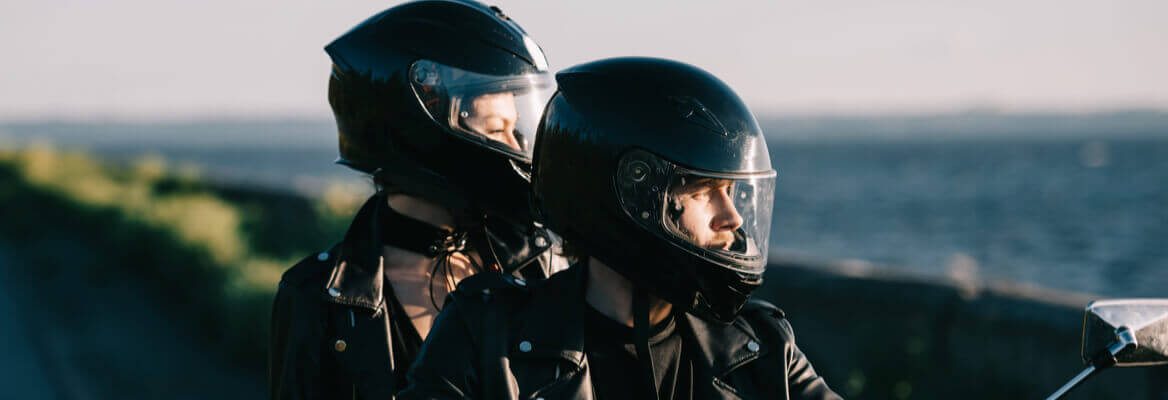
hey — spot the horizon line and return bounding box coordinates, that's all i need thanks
[3,106,1167,125]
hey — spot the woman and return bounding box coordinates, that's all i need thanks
[268,2,565,398]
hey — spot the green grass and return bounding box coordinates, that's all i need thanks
[0,144,364,372]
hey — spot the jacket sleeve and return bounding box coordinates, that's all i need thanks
[269,282,327,400]
[779,318,844,400]
[397,294,479,400]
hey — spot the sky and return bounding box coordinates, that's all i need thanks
[1,0,1166,120]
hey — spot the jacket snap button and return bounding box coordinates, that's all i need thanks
[519,341,533,352]
[317,252,329,261]
[334,339,348,352]
[328,288,341,298]
[747,340,760,352]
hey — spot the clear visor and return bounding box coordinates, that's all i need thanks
[410,59,556,161]
[615,150,776,274]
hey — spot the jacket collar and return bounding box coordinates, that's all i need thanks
[684,309,767,379]
[322,194,552,312]
[513,262,767,378]
[512,263,589,367]
[323,195,386,311]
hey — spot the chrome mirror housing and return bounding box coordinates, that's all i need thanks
[1082,298,1168,367]
[1047,298,1168,400]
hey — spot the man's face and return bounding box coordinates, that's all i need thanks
[459,92,520,151]
[670,177,744,250]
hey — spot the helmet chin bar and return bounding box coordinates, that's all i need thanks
[692,264,764,323]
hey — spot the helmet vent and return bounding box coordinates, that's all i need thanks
[669,96,727,136]
[488,5,510,20]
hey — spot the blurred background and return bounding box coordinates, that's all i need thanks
[1,0,1165,399]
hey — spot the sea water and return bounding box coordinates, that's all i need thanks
[3,121,1165,297]
[768,139,1167,297]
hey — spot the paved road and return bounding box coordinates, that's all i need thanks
[0,242,266,399]
[0,251,60,399]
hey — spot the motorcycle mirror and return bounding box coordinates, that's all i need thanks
[1046,298,1168,400]
[1082,298,1168,367]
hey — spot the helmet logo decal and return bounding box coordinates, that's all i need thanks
[669,96,727,136]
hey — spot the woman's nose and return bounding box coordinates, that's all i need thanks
[482,116,520,149]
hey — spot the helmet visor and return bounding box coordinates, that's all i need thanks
[616,150,776,274]
[410,59,555,161]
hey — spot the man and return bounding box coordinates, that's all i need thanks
[269,1,566,399]
[400,57,841,399]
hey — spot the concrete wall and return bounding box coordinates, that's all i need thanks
[754,256,1168,399]
[198,182,1166,398]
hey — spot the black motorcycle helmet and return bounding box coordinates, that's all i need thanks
[326,0,554,225]
[532,58,776,323]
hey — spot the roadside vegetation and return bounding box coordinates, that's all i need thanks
[0,144,365,374]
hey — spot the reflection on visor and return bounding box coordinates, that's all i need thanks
[615,149,776,273]
[410,59,555,160]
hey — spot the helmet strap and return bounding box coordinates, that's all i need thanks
[633,288,660,400]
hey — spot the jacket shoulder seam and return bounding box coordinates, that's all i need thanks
[279,245,340,288]
[452,271,531,295]
[742,298,786,319]
[739,300,795,343]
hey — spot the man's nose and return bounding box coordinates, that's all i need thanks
[709,191,743,232]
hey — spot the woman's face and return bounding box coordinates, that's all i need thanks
[458,92,520,151]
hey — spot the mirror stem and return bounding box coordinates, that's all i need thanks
[1045,326,1137,400]
[1045,365,1098,400]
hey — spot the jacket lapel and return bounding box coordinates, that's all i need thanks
[684,312,769,399]
[324,195,386,311]
[512,264,588,367]
[505,265,591,399]
[322,195,398,395]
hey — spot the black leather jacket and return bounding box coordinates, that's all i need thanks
[269,196,565,400]
[399,264,842,400]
